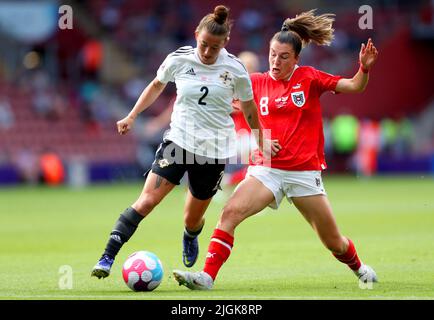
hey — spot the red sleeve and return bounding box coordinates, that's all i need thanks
[249,72,264,101]
[314,69,343,95]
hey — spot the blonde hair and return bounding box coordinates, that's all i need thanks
[196,5,232,38]
[272,9,335,56]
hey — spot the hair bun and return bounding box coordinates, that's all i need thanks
[281,22,289,31]
[214,5,229,24]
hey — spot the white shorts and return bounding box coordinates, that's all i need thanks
[246,166,326,209]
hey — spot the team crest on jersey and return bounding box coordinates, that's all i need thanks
[158,159,170,168]
[291,91,305,107]
[219,71,233,86]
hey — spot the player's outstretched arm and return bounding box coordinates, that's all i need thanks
[117,78,167,135]
[335,38,378,94]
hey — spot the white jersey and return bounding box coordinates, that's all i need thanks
[156,46,253,159]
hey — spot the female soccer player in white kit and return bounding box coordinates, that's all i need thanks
[91,5,280,279]
[173,10,379,290]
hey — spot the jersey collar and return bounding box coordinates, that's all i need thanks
[194,48,227,66]
[269,64,299,82]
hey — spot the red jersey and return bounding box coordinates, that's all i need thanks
[250,66,342,171]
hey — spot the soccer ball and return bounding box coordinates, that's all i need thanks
[122,251,163,291]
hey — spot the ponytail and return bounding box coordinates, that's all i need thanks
[272,9,335,56]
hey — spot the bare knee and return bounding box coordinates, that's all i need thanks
[133,194,161,216]
[217,203,247,232]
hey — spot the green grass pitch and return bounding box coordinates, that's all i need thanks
[0,175,433,300]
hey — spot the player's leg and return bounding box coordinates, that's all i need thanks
[174,175,276,289]
[181,191,212,267]
[91,172,175,279]
[180,160,224,268]
[92,140,184,279]
[291,194,377,283]
[292,195,345,252]
[217,177,275,235]
[204,176,275,278]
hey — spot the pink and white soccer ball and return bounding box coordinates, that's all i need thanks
[122,251,164,291]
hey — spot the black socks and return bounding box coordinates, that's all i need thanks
[103,207,144,259]
[184,223,204,239]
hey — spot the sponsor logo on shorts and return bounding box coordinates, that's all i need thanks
[212,171,225,191]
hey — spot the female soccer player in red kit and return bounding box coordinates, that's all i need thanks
[174,9,379,290]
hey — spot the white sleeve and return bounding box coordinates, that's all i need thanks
[156,55,178,84]
[234,72,254,102]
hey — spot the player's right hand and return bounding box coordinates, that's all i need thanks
[116,116,135,135]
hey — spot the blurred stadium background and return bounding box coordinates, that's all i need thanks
[0,0,433,186]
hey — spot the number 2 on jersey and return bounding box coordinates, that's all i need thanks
[198,86,209,105]
[260,97,269,115]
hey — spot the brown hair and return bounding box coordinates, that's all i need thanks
[195,5,232,38]
[272,9,335,56]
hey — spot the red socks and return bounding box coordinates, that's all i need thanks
[203,228,234,280]
[333,238,362,271]
[203,232,362,280]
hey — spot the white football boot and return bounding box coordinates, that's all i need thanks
[355,264,378,284]
[173,270,214,290]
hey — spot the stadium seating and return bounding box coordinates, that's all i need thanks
[0,82,137,164]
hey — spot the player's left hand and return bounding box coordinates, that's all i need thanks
[262,139,282,158]
[359,38,378,71]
